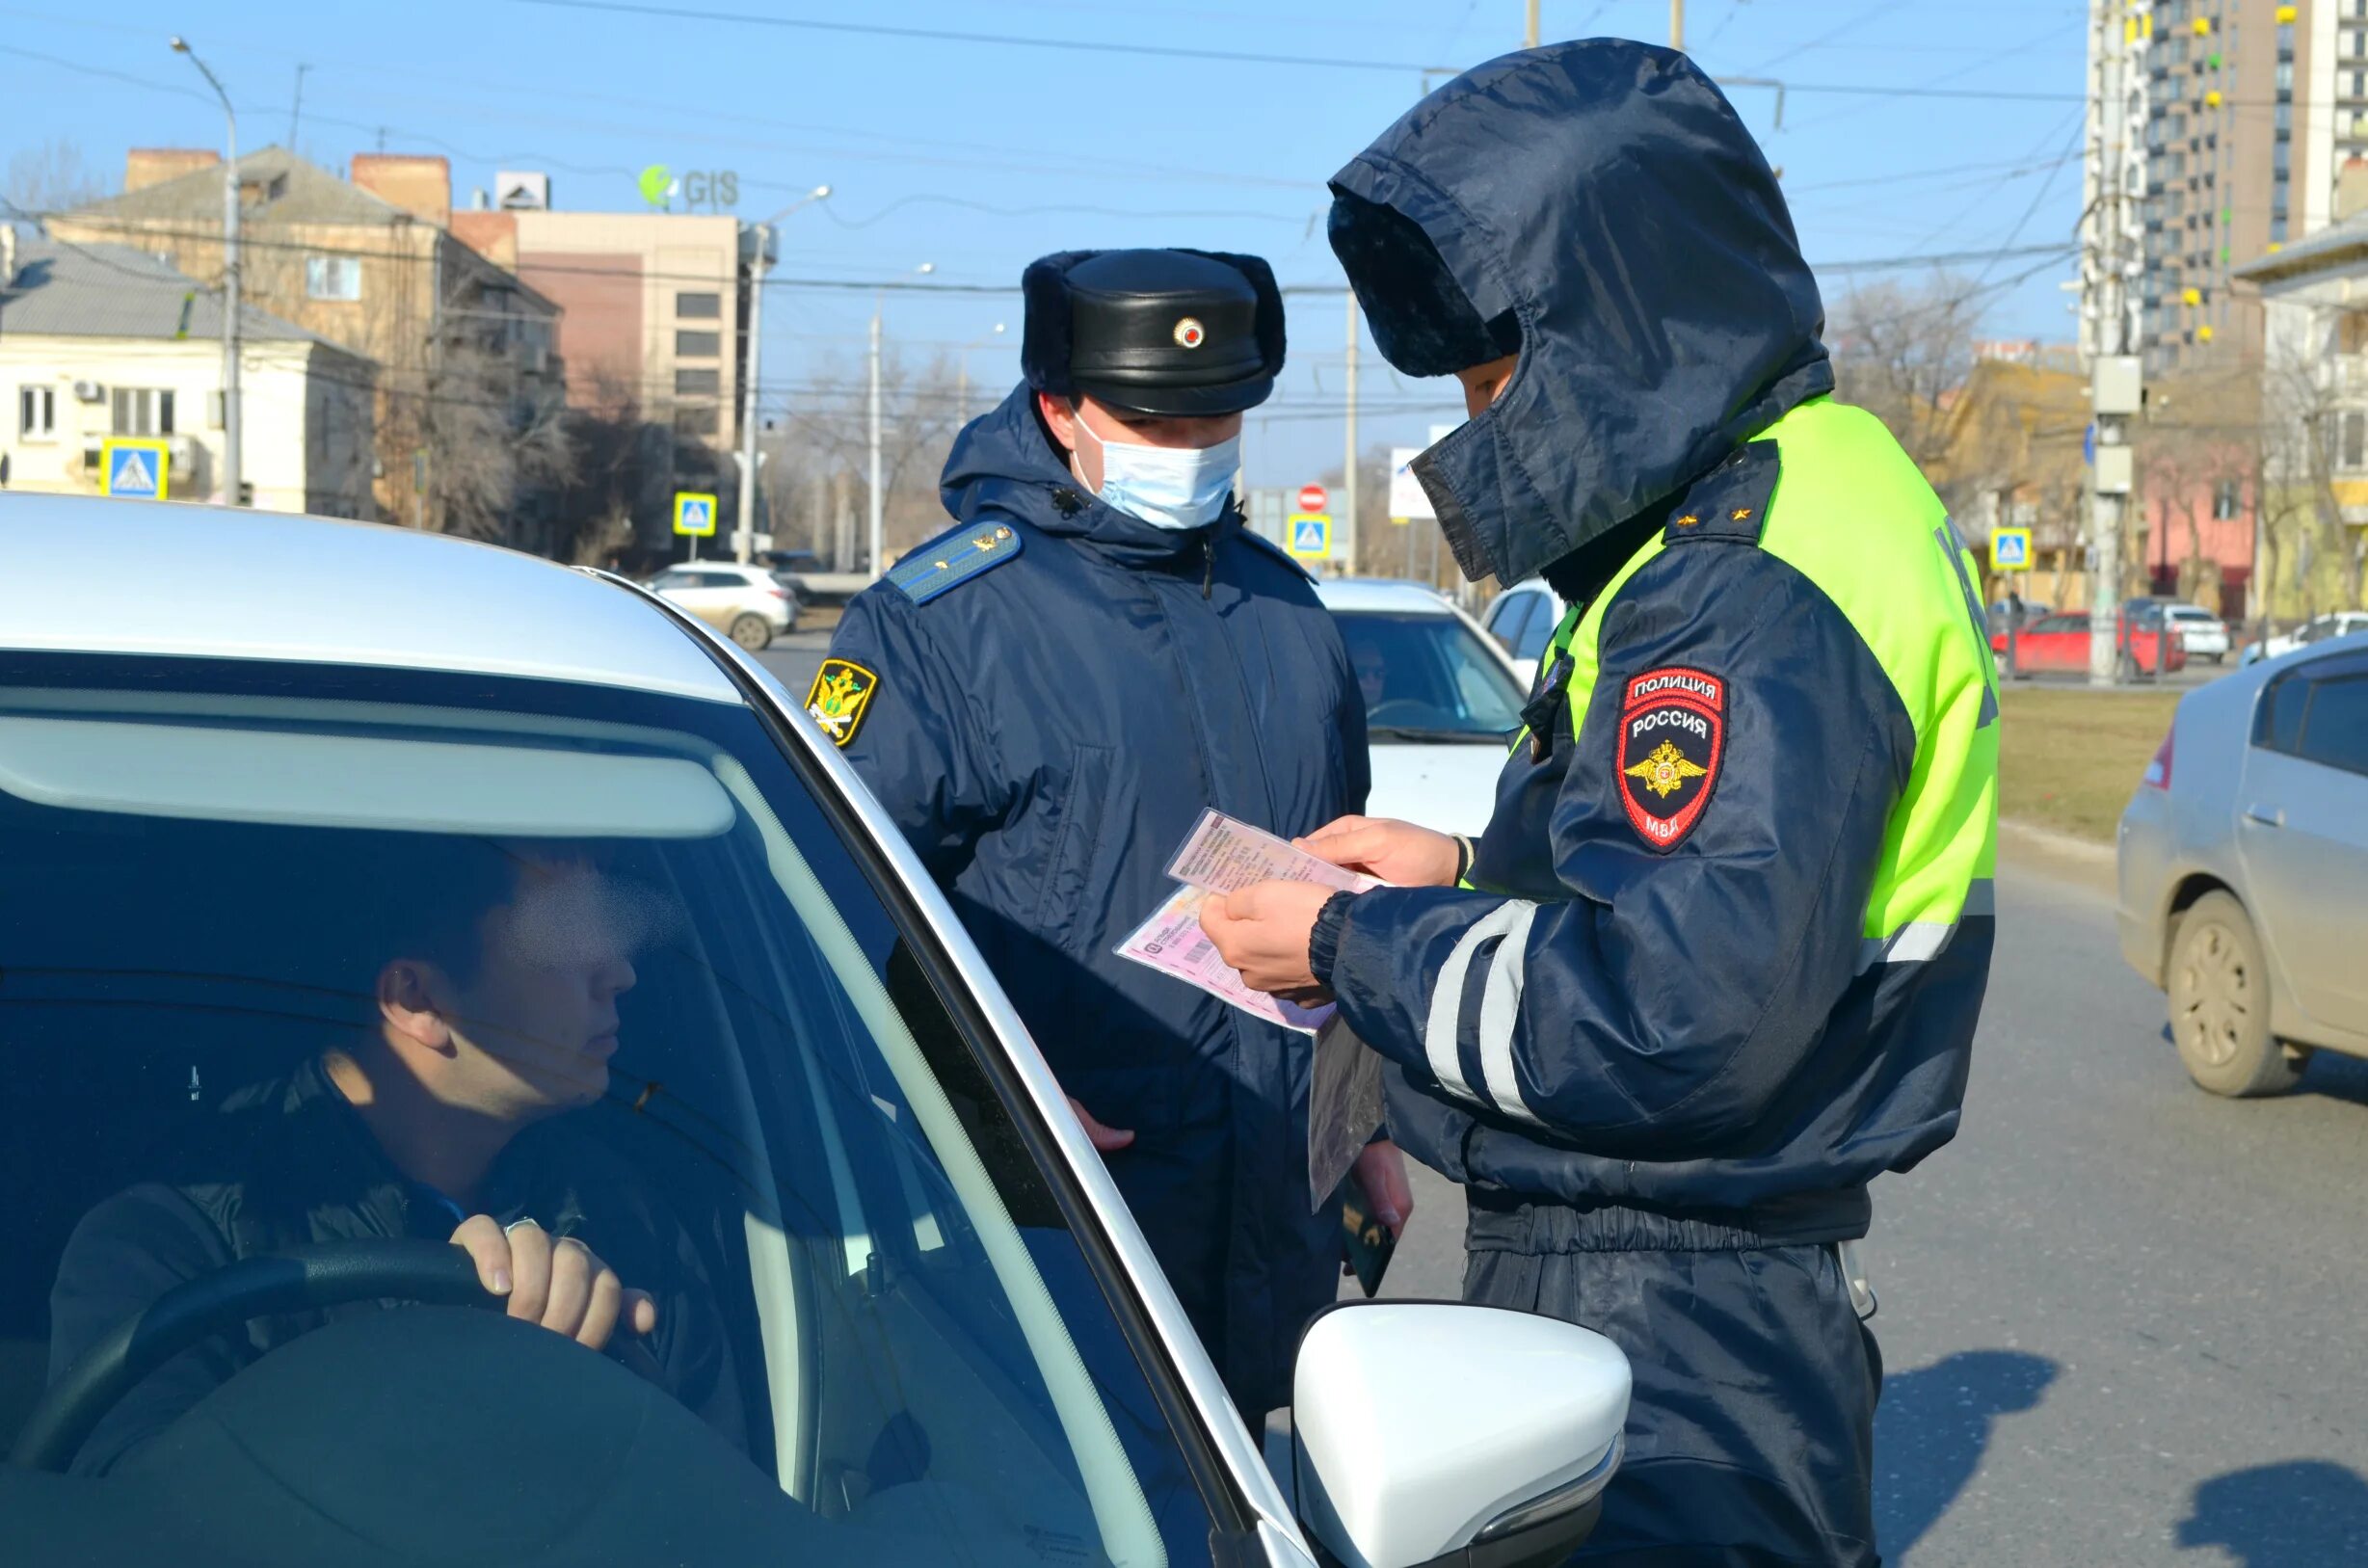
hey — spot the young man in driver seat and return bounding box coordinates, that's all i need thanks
[46,842,742,1475]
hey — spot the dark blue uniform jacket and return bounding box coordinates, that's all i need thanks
[1313,41,1988,1249]
[828,386,1370,1412]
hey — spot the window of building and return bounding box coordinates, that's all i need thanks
[17,385,56,440]
[110,387,173,437]
[675,367,721,397]
[2274,140,2291,173]
[676,291,721,320]
[675,329,721,359]
[672,405,719,439]
[2212,478,2239,520]
[305,255,362,302]
[2273,215,2290,243]
[2339,410,2368,472]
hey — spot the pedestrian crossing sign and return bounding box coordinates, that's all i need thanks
[101,438,171,501]
[673,492,718,537]
[1990,526,2032,572]
[1287,512,1331,559]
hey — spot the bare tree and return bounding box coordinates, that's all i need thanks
[1827,273,1981,472]
[4,138,109,223]
[403,341,571,546]
[764,351,970,571]
[2261,337,2368,623]
[550,368,672,566]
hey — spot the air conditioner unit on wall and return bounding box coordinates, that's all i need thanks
[71,380,104,404]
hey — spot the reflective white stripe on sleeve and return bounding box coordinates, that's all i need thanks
[1423,899,1530,1107]
[1857,878,1994,971]
[1476,900,1549,1128]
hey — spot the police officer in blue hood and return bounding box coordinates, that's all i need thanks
[812,249,1405,1423]
[1205,40,1999,1566]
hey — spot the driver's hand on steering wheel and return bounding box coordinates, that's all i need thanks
[448,1215,657,1351]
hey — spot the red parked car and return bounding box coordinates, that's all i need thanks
[1991,612,2187,675]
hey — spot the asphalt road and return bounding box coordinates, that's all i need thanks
[755,631,834,704]
[766,626,2367,1562]
[1371,863,2368,1567]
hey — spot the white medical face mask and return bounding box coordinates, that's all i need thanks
[1074,417,1240,531]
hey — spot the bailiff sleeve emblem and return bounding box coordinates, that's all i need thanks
[1616,666,1724,851]
[805,658,880,748]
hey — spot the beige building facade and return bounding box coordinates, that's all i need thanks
[1,237,375,517]
[50,149,563,542]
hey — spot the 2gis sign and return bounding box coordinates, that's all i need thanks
[638,165,741,212]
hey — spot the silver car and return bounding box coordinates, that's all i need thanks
[2117,630,2368,1095]
[0,495,1628,1567]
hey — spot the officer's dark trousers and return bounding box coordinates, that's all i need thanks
[1464,1198,1882,1568]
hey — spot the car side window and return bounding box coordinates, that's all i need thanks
[1517,601,1559,662]
[1488,592,1534,652]
[2296,676,2368,777]
[2256,673,2309,755]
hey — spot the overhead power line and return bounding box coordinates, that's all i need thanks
[30,211,2074,293]
[500,0,2089,103]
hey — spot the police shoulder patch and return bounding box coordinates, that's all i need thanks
[805,658,879,749]
[1615,666,1724,851]
[887,521,1023,605]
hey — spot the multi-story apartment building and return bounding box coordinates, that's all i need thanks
[49,150,568,548]
[2138,0,2368,371]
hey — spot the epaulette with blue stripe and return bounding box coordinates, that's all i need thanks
[888,520,1024,604]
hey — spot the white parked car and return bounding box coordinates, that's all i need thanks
[2240,610,2368,666]
[0,497,1631,1568]
[2161,602,2230,662]
[1317,579,1530,837]
[1479,576,1561,666]
[647,561,800,651]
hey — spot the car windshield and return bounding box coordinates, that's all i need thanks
[0,653,1214,1567]
[1336,609,1528,742]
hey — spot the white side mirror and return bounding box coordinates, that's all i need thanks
[1291,1302,1630,1568]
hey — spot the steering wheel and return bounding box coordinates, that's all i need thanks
[1366,698,1443,728]
[11,1238,497,1473]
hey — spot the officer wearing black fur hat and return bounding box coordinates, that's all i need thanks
[812,249,1406,1423]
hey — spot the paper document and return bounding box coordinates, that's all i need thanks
[1115,811,1377,1035]
[1115,885,1339,1035]
[1307,1012,1386,1211]
[1163,809,1379,897]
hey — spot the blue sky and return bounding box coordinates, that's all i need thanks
[3,0,2089,487]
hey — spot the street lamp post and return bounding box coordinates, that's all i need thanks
[170,36,240,507]
[954,323,1007,426]
[868,262,934,580]
[735,184,831,563]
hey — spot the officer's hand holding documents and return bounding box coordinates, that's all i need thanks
[1116,812,1393,1209]
[1117,810,1373,1030]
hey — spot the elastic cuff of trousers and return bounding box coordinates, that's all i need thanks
[1309,890,1355,988]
